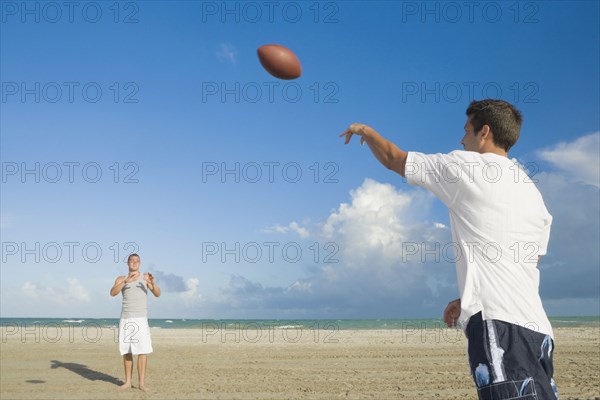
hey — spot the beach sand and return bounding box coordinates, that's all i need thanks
[1,325,598,399]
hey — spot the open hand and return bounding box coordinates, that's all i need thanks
[144,273,155,287]
[339,123,370,145]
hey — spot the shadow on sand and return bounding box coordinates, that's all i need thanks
[50,360,123,386]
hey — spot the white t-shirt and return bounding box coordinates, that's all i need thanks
[406,150,554,338]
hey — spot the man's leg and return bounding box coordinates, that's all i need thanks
[138,354,147,391]
[120,353,133,389]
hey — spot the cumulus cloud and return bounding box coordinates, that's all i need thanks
[322,178,445,268]
[531,133,600,304]
[537,132,599,188]
[21,278,90,303]
[216,43,237,65]
[66,278,91,302]
[181,278,201,300]
[143,264,203,305]
[145,267,202,302]
[214,179,457,318]
[21,282,40,298]
[534,171,599,300]
[147,268,188,292]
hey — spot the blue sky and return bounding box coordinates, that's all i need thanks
[1,1,598,319]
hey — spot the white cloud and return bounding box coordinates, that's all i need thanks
[213,179,457,318]
[323,178,413,241]
[181,277,201,300]
[216,43,237,65]
[141,268,203,304]
[537,132,600,188]
[534,171,599,301]
[21,278,90,303]
[22,281,40,298]
[288,280,312,293]
[66,278,91,302]
[262,221,310,238]
[530,133,600,308]
[322,178,445,268]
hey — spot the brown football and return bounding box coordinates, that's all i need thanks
[257,44,302,80]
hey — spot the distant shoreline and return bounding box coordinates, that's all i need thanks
[1,316,599,329]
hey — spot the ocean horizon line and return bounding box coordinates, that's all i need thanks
[1,316,598,329]
[2,315,599,319]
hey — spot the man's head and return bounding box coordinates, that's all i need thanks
[127,254,140,271]
[462,99,522,154]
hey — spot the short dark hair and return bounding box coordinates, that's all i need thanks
[127,253,140,262]
[466,99,523,152]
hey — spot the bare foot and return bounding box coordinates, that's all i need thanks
[119,382,132,390]
[138,385,148,392]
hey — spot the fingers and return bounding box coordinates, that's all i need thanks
[340,124,368,145]
[346,132,353,145]
[341,130,362,145]
[339,129,353,144]
[144,273,155,285]
[443,308,452,327]
[444,314,456,328]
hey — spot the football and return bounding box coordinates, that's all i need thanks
[257,44,302,80]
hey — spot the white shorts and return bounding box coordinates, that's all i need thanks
[118,317,153,355]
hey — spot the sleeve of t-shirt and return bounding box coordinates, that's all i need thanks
[537,213,553,256]
[405,151,462,207]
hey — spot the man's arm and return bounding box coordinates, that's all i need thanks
[145,273,161,297]
[150,283,160,297]
[340,123,409,177]
[149,282,161,297]
[110,276,126,297]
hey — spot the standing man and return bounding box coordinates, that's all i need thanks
[340,99,558,400]
[110,253,160,392]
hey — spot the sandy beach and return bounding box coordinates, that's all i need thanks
[1,325,598,400]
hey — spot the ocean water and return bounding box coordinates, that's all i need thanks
[1,316,598,330]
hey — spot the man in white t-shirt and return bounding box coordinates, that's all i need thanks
[340,99,558,400]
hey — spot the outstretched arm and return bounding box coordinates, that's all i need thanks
[340,123,409,177]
